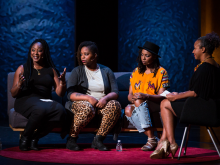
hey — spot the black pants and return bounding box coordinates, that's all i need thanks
[15,96,66,139]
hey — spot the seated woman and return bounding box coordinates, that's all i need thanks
[150,32,220,159]
[11,39,67,151]
[65,41,121,151]
[125,41,170,151]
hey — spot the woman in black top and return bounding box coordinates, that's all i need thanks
[65,41,121,151]
[11,39,67,151]
[150,32,220,159]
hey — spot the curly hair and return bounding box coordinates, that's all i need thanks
[76,41,99,66]
[24,39,60,87]
[198,32,220,55]
[137,49,160,77]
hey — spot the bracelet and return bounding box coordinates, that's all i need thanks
[16,82,22,89]
[60,83,66,86]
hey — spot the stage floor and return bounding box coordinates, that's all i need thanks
[0,118,220,165]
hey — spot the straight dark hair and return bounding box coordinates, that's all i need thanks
[24,39,60,87]
[137,49,160,77]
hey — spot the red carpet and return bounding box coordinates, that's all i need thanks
[0,144,219,164]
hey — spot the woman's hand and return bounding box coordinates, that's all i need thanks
[18,72,25,87]
[58,68,66,85]
[96,97,107,109]
[166,93,178,102]
[133,92,148,100]
[171,92,178,95]
[88,96,98,107]
[131,97,136,103]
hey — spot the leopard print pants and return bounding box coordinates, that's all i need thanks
[69,100,121,137]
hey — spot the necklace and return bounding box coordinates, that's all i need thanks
[34,65,41,75]
[194,56,213,72]
[85,65,99,80]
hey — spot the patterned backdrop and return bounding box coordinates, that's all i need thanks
[0,0,75,119]
[0,0,200,119]
[118,0,200,92]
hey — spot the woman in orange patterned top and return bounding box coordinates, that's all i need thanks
[125,41,170,151]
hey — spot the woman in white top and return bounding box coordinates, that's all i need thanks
[65,41,121,151]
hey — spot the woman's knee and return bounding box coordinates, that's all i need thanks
[31,106,47,119]
[107,100,121,114]
[134,99,144,107]
[125,105,134,117]
[160,99,169,110]
[74,101,95,116]
[54,103,66,115]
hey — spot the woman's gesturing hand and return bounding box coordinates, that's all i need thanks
[18,72,25,87]
[58,68,66,85]
[96,98,107,109]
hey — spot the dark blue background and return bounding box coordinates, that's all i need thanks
[0,0,200,119]
[0,0,75,118]
[118,0,199,92]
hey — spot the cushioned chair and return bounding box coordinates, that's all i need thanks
[7,72,163,139]
[177,97,220,160]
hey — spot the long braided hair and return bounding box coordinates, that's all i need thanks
[24,39,60,87]
[137,49,160,77]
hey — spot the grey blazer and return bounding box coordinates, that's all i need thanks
[65,64,119,111]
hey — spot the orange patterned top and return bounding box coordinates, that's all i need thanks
[130,67,170,95]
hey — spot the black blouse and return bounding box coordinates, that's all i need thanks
[189,62,220,100]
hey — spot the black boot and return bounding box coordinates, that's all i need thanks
[29,130,41,151]
[91,135,109,151]
[66,136,80,151]
[29,121,57,151]
[19,135,30,151]
[30,139,39,151]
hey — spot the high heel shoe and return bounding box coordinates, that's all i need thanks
[150,140,170,159]
[150,148,164,159]
[160,140,170,154]
[169,143,178,159]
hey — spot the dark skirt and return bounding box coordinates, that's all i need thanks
[170,100,186,118]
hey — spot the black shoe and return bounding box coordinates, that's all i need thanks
[30,139,39,151]
[66,136,80,151]
[91,135,109,151]
[19,135,30,151]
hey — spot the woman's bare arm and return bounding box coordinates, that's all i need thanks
[10,65,25,98]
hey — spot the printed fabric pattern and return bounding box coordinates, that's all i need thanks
[130,67,170,95]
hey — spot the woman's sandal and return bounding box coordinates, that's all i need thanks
[141,137,158,151]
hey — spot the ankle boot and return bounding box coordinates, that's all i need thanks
[66,136,80,151]
[30,139,39,151]
[91,135,109,151]
[19,135,30,151]
[29,130,40,151]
